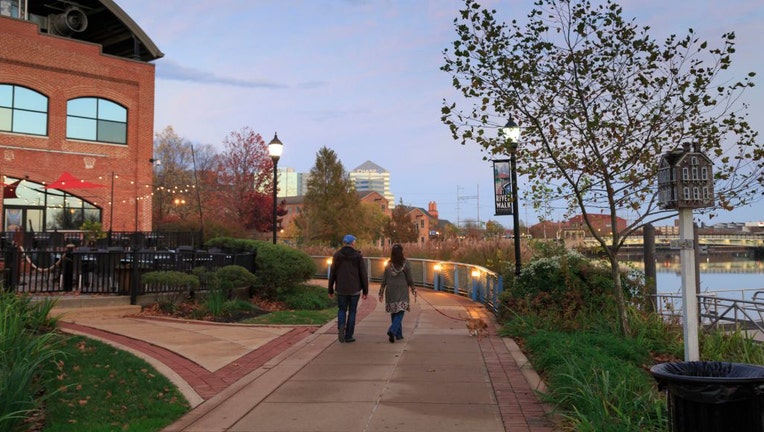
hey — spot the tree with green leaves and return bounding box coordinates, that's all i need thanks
[357,200,390,246]
[441,0,761,335]
[385,199,418,243]
[298,147,361,245]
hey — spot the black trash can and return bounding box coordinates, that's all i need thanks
[651,361,764,432]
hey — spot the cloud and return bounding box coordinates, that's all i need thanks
[156,60,288,89]
[296,81,330,90]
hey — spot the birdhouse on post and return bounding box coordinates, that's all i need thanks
[657,142,714,362]
[657,143,714,210]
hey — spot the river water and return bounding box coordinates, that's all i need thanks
[651,260,764,301]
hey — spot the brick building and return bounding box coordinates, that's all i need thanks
[1,0,162,234]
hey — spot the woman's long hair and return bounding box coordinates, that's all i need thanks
[390,243,405,267]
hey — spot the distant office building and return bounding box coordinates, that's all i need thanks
[349,161,394,208]
[276,168,309,198]
[277,168,308,198]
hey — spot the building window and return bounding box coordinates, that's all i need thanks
[683,187,690,200]
[682,167,689,181]
[67,97,127,144]
[0,84,48,135]
[701,167,708,181]
[0,0,23,19]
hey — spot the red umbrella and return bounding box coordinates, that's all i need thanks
[45,172,105,190]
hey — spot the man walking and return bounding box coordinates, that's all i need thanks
[328,234,368,343]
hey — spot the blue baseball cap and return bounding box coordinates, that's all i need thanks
[343,234,356,244]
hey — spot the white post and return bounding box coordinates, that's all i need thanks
[679,208,700,361]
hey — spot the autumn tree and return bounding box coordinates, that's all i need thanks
[385,199,418,243]
[298,147,361,245]
[357,200,390,246]
[442,0,762,335]
[484,220,505,239]
[207,127,273,235]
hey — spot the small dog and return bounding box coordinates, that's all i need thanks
[466,318,488,340]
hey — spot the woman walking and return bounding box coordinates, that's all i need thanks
[378,244,415,343]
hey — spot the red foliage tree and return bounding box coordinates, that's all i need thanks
[205,127,273,234]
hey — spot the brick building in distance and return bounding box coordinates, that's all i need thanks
[1,0,162,234]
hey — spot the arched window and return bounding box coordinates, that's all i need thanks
[0,84,48,135]
[67,97,127,144]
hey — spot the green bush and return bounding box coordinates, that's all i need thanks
[142,270,200,289]
[142,271,200,312]
[215,265,257,291]
[499,250,621,330]
[206,237,316,298]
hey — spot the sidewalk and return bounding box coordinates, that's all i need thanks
[54,283,557,432]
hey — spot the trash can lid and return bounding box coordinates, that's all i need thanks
[651,361,764,384]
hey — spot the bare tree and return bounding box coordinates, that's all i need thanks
[152,126,197,228]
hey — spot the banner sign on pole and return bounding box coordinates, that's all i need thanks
[493,159,513,216]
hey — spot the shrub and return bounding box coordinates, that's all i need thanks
[215,265,257,292]
[253,242,315,297]
[499,250,619,330]
[207,237,316,298]
[142,271,200,312]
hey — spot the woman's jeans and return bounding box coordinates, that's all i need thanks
[337,294,360,338]
[388,311,405,339]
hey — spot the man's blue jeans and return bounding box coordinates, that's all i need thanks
[389,311,405,339]
[337,294,360,338]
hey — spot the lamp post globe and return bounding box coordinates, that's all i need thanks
[500,117,522,276]
[268,133,283,244]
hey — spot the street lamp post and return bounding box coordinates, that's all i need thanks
[268,133,284,245]
[501,117,522,276]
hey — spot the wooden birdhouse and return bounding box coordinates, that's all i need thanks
[658,143,714,209]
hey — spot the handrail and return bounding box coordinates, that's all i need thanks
[311,256,504,314]
[652,292,764,334]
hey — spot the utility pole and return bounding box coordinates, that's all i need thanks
[457,185,479,229]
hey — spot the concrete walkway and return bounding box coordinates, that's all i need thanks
[53,283,558,432]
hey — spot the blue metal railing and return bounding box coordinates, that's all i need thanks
[311,256,503,313]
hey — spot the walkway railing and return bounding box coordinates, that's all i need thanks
[311,256,504,313]
[653,291,764,334]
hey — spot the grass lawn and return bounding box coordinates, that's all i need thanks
[41,335,190,432]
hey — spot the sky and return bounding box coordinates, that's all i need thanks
[115,0,764,228]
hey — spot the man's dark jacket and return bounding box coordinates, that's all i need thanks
[328,246,369,296]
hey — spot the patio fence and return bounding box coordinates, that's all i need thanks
[3,245,255,305]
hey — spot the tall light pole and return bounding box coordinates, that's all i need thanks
[268,133,284,245]
[501,117,522,276]
[108,171,116,246]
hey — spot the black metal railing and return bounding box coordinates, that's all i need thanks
[3,246,255,304]
[0,231,203,254]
